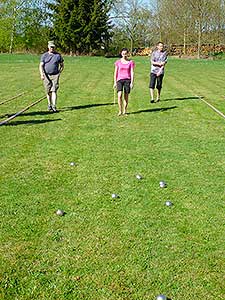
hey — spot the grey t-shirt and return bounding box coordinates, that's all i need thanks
[41,52,64,75]
[151,50,167,75]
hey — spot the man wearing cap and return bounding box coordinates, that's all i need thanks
[39,41,64,112]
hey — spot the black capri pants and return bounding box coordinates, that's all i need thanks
[149,73,164,90]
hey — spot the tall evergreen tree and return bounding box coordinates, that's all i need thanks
[50,0,111,54]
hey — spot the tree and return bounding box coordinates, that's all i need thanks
[152,0,223,57]
[206,0,225,45]
[153,0,194,53]
[189,0,214,58]
[0,0,51,53]
[111,0,153,52]
[50,0,111,54]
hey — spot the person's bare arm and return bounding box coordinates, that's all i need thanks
[39,62,45,80]
[114,65,118,88]
[59,62,64,73]
[130,66,134,89]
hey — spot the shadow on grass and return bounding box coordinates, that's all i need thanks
[4,118,62,126]
[162,96,201,101]
[1,103,114,118]
[59,102,114,112]
[0,111,54,119]
[130,106,177,115]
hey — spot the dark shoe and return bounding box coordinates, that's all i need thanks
[150,100,154,103]
[48,105,52,111]
[156,99,160,102]
[52,106,57,112]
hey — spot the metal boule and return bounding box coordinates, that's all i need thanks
[165,200,173,207]
[159,181,167,188]
[56,209,65,216]
[112,193,119,199]
[156,295,167,300]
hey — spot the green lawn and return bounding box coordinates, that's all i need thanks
[0,54,224,300]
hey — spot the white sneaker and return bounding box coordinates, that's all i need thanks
[52,106,57,112]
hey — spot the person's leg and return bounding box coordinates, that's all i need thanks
[117,91,123,115]
[51,92,57,111]
[44,76,53,110]
[123,80,131,114]
[150,88,154,103]
[51,74,60,111]
[47,92,52,110]
[116,80,123,115]
[156,88,161,102]
[156,74,164,102]
[123,93,129,114]
[149,73,156,103]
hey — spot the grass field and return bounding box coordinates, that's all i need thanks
[0,54,224,300]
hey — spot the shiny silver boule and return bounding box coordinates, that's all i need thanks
[70,162,76,166]
[159,181,167,188]
[156,295,167,300]
[165,200,173,207]
[112,193,119,199]
[56,209,65,216]
[136,174,143,180]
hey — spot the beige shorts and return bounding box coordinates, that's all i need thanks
[43,74,60,93]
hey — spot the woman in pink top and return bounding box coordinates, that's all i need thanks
[114,48,135,116]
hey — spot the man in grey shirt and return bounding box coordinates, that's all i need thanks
[39,41,64,112]
[149,42,167,103]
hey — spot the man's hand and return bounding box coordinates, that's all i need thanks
[40,73,45,80]
[130,82,134,89]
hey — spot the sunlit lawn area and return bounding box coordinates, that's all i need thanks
[0,54,224,300]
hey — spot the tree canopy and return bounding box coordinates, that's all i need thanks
[0,0,224,56]
[49,0,111,54]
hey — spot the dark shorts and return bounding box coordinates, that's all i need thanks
[117,79,131,94]
[149,73,164,90]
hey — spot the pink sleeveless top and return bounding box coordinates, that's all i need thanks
[115,60,135,81]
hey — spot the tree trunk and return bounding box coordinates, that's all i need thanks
[130,37,133,55]
[183,29,186,55]
[9,24,15,54]
[197,20,201,59]
[9,7,16,54]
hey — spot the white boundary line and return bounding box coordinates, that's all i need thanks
[196,95,225,120]
[0,92,26,106]
[0,95,46,126]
